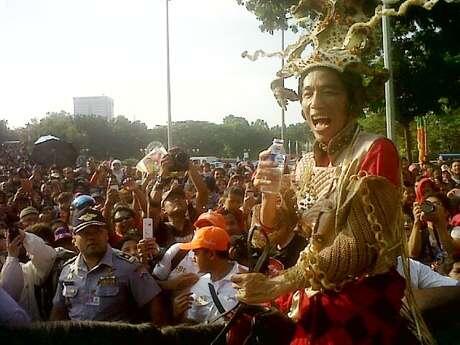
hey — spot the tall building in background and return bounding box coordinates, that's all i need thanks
[73,96,114,119]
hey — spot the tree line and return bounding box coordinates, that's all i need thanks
[0,113,313,161]
[1,108,459,162]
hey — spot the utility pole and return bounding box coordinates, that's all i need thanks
[382,0,396,142]
[165,0,173,149]
[280,29,286,142]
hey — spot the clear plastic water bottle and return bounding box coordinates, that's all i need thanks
[259,138,286,194]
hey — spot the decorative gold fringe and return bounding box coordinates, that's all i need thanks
[400,229,437,345]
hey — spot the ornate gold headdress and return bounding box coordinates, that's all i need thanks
[243,0,443,109]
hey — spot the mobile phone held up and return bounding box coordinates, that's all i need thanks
[143,218,154,239]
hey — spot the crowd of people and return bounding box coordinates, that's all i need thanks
[402,159,460,280]
[1,139,460,330]
[0,142,267,327]
[1,3,459,343]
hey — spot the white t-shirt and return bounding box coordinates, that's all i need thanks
[396,257,458,289]
[186,262,247,323]
[153,243,199,280]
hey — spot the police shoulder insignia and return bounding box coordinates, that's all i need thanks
[114,249,138,264]
[79,213,98,221]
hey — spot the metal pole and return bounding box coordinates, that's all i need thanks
[165,0,172,149]
[280,29,286,142]
[382,1,396,142]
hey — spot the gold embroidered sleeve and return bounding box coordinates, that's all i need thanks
[273,176,403,292]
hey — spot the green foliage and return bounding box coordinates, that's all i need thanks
[423,109,460,156]
[236,0,299,33]
[0,120,17,143]
[359,109,460,159]
[5,108,459,162]
[10,113,313,161]
[392,2,460,124]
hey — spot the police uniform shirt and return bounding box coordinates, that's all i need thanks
[52,245,161,321]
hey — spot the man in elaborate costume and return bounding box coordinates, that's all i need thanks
[232,1,443,344]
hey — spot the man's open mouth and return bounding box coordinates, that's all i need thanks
[311,116,331,131]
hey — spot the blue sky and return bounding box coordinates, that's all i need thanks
[0,0,302,128]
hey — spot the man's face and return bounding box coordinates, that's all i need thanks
[214,170,225,180]
[402,187,415,206]
[39,209,54,223]
[452,162,460,176]
[422,185,436,200]
[119,189,134,204]
[113,210,135,235]
[63,168,74,180]
[224,214,241,236]
[73,226,108,258]
[121,240,138,257]
[0,222,7,252]
[217,179,227,193]
[224,193,243,212]
[21,213,38,228]
[164,196,187,217]
[301,68,349,144]
[401,158,409,169]
[449,262,460,281]
[193,248,212,273]
[58,200,71,211]
[112,163,121,171]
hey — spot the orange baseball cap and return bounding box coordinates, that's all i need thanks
[180,226,230,251]
[194,211,227,231]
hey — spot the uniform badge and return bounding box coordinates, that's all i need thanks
[86,296,101,306]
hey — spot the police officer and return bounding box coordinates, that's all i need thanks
[50,208,163,324]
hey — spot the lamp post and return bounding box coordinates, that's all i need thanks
[280,28,286,142]
[382,0,396,142]
[165,0,173,150]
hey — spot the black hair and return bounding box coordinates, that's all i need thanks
[26,223,54,244]
[50,218,66,228]
[298,66,366,118]
[428,192,454,217]
[112,204,135,220]
[56,192,72,203]
[214,250,229,260]
[229,234,249,263]
[203,176,218,193]
[223,186,244,199]
[119,234,141,248]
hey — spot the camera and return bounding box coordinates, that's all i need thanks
[168,147,189,172]
[420,200,435,214]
